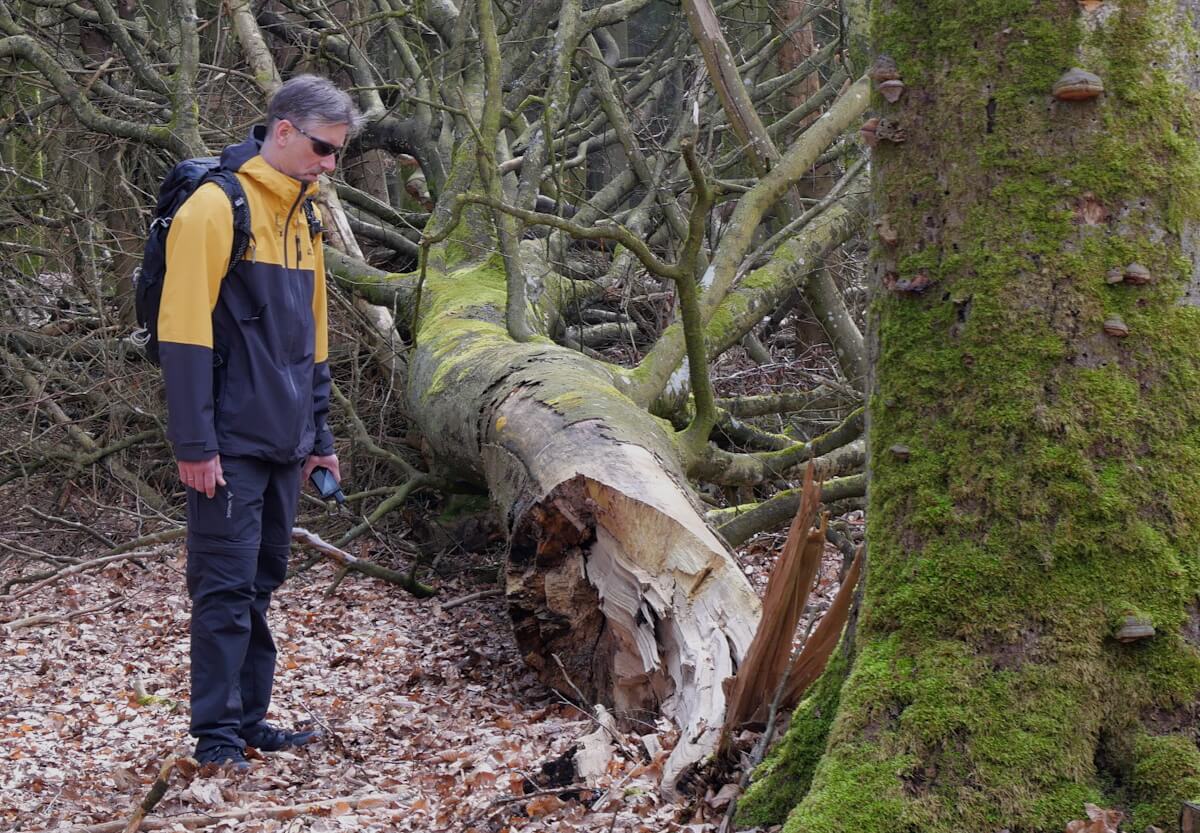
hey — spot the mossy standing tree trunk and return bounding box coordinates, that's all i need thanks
[743,1,1200,830]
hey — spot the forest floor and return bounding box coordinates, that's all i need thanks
[0,488,857,833]
[0,327,861,832]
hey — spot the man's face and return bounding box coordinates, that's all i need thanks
[274,119,349,183]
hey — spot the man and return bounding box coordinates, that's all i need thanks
[157,75,362,769]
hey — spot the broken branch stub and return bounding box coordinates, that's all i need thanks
[722,467,825,732]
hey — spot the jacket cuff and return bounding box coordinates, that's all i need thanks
[160,341,219,463]
[312,426,335,456]
[173,440,220,462]
[311,360,334,456]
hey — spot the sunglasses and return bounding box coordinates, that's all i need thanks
[292,123,344,158]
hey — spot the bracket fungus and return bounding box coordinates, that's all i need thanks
[868,55,900,83]
[1122,262,1152,285]
[860,117,879,148]
[1114,616,1155,642]
[1103,317,1130,337]
[874,216,899,247]
[1052,68,1104,101]
[885,272,932,294]
[875,117,907,144]
[878,79,906,103]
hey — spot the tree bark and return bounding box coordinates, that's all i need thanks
[745,1,1200,830]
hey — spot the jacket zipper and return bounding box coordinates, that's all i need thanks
[282,184,305,433]
[282,184,306,270]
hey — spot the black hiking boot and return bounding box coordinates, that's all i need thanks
[194,744,252,771]
[240,722,321,752]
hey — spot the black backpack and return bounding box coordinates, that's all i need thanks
[132,156,324,364]
[132,158,252,365]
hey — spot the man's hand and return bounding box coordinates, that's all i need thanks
[179,455,226,498]
[302,453,340,486]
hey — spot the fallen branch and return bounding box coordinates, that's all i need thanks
[0,548,170,602]
[77,791,412,833]
[0,345,164,508]
[712,473,866,548]
[122,756,192,833]
[290,527,436,598]
[1,594,126,632]
[440,587,503,611]
[108,527,185,555]
[690,408,864,485]
[714,382,859,418]
[1,429,162,487]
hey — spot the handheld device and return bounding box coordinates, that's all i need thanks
[309,466,346,504]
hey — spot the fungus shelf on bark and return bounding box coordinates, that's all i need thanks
[868,55,899,83]
[1103,317,1130,337]
[1052,68,1104,101]
[1114,616,1155,642]
[878,79,905,103]
[885,271,931,294]
[1123,262,1153,285]
[874,215,899,247]
[860,117,879,148]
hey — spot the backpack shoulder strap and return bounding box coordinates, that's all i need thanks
[302,197,323,241]
[204,169,253,270]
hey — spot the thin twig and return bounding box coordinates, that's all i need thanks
[121,756,186,833]
[439,587,503,610]
[77,792,413,833]
[551,655,639,760]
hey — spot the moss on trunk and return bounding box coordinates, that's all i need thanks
[757,1,1200,830]
[737,650,849,826]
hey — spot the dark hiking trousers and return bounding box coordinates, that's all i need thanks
[185,455,301,752]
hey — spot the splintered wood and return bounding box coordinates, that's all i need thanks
[722,465,863,736]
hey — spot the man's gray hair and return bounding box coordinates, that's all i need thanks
[267,75,365,135]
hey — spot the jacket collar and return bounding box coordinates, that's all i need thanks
[220,125,319,204]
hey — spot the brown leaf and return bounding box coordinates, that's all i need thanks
[1065,803,1123,833]
[1076,192,1108,226]
[526,794,565,817]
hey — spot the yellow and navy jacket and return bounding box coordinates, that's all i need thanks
[158,128,334,463]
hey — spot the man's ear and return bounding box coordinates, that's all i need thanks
[269,118,291,147]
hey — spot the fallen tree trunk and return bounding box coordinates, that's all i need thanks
[401,254,761,786]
